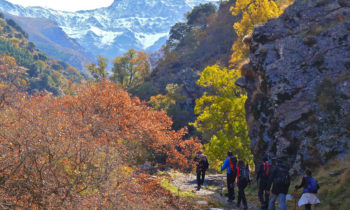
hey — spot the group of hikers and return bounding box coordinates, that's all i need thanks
[194,151,320,210]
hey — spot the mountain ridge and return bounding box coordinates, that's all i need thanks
[3,13,94,70]
[0,0,216,60]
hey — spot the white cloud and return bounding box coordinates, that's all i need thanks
[6,0,114,12]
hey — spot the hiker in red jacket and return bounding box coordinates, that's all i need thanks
[257,155,272,209]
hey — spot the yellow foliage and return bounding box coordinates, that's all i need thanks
[6,37,22,48]
[36,60,47,70]
[230,0,287,67]
[192,65,253,170]
[0,18,6,26]
[148,94,175,111]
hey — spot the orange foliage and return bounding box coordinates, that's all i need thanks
[0,53,26,108]
[0,80,200,208]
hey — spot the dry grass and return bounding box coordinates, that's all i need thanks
[291,155,350,210]
[245,155,350,210]
[315,156,350,210]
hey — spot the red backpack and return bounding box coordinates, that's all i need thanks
[229,157,236,173]
[263,161,271,177]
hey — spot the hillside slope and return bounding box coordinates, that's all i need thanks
[4,13,94,70]
[0,13,84,94]
[146,1,238,130]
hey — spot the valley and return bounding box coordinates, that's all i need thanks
[0,0,349,209]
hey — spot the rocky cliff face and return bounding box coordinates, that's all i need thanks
[150,2,237,131]
[238,0,350,173]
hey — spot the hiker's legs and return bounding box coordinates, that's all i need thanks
[227,173,235,200]
[279,193,287,210]
[305,204,311,210]
[196,171,201,189]
[240,182,248,208]
[232,175,236,199]
[265,189,270,207]
[259,181,269,207]
[268,193,277,210]
[258,182,264,204]
[201,170,205,185]
[237,186,242,207]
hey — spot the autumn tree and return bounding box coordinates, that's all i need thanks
[0,80,200,208]
[0,53,26,108]
[111,49,151,90]
[166,22,191,49]
[230,0,285,66]
[148,84,190,130]
[186,3,217,27]
[86,55,108,81]
[191,65,253,169]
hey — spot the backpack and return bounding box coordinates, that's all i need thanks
[274,166,290,186]
[229,157,237,173]
[262,161,271,178]
[198,155,209,170]
[307,177,319,193]
[238,166,250,182]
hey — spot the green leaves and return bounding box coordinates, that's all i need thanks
[86,55,108,81]
[192,65,253,170]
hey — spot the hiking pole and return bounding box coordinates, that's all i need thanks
[294,189,298,210]
[221,176,224,196]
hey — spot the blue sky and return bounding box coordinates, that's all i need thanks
[6,0,114,11]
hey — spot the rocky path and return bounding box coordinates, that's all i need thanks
[171,173,259,210]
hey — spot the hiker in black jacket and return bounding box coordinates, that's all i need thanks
[267,160,290,210]
[236,160,250,210]
[257,155,271,209]
[194,151,209,190]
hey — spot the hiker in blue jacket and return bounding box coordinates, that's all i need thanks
[295,169,320,210]
[221,151,237,202]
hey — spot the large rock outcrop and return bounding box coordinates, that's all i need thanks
[239,0,350,173]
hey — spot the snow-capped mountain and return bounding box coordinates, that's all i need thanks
[0,0,216,60]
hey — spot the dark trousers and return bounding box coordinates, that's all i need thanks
[305,204,311,210]
[237,181,248,207]
[197,170,206,187]
[258,181,270,207]
[227,173,236,200]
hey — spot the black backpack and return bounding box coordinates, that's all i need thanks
[238,167,250,182]
[198,155,209,170]
[274,166,290,186]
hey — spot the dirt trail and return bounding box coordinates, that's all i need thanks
[171,173,260,210]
